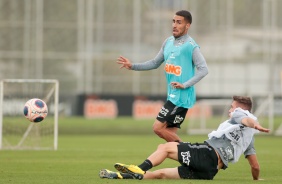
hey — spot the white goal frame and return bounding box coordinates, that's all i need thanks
[0,79,59,150]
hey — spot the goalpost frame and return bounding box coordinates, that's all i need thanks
[0,79,59,150]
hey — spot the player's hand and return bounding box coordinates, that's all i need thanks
[116,56,132,70]
[170,82,184,89]
[254,124,270,133]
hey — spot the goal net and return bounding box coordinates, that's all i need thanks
[187,99,231,135]
[187,95,274,135]
[0,79,59,150]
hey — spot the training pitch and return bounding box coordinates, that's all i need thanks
[0,117,281,184]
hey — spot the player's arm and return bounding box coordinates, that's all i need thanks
[241,117,270,133]
[117,39,166,71]
[231,109,269,133]
[116,56,133,69]
[182,47,208,88]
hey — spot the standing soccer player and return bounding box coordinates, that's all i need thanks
[117,10,208,142]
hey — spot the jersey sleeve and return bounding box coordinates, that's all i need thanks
[230,109,249,125]
[131,39,167,71]
[182,47,208,88]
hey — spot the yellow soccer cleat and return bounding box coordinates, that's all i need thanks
[114,163,144,180]
[99,169,123,179]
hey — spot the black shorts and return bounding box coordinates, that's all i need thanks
[156,100,188,128]
[177,142,218,180]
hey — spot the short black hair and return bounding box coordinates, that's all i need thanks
[175,10,192,24]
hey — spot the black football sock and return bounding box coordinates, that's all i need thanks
[138,159,153,171]
[120,173,135,179]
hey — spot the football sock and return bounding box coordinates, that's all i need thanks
[138,159,153,171]
[120,173,135,179]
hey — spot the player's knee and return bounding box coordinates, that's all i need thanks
[156,143,167,151]
[252,165,260,172]
[153,169,170,179]
[156,171,167,179]
[157,142,174,152]
[153,126,163,137]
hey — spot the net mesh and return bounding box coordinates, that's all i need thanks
[0,79,58,150]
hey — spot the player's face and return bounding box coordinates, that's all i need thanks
[172,15,190,38]
[228,101,239,117]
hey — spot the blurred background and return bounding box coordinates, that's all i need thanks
[0,0,281,118]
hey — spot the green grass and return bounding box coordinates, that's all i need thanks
[0,117,282,184]
[57,116,282,135]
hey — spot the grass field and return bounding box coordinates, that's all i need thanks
[0,117,282,184]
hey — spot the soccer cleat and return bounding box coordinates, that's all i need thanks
[99,169,123,179]
[114,163,144,180]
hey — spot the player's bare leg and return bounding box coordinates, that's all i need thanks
[153,120,182,142]
[114,142,179,179]
[144,168,180,179]
[146,142,179,165]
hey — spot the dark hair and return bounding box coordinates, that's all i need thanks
[175,10,192,24]
[232,95,252,112]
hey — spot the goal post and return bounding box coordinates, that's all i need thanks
[0,79,59,150]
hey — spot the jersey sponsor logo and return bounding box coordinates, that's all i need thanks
[219,146,234,161]
[173,115,183,124]
[225,146,234,161]
[181,151,191,166]
[229,130,241,142]
[165,63,182,76]
[219,147,227,160]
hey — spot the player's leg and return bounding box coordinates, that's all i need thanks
[154,100,188,142]
[146,165,218,180]
[114,142,179,176]
[99,167,180,180]
[153,120,182,142]
[144,168,181,179]
[146,142,179,165]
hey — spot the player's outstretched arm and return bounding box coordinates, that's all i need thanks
[116,56,132,70]
[241,117,270,133]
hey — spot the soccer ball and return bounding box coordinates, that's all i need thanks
[23,98,48,123]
